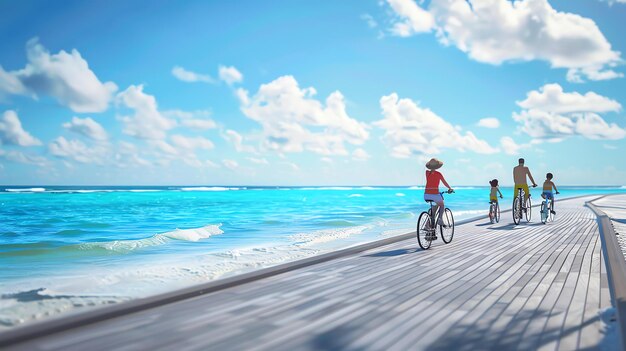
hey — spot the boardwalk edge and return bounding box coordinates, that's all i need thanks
[587,197,626,351]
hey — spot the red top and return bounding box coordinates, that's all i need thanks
[425,170,445,194]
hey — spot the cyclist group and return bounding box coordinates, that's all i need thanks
[418,157,560,249]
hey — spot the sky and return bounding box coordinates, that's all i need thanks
[0,0,625,186]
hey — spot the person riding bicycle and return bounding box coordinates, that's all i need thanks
[424,158,453,228]
[489,179,503,203]
[541,173,560,214]
[513,158,537,210]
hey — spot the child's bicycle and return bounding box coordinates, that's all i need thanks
[540,192,559,224]
[512,186,535,225]
[489,199,501,224]
[417,190,455,250]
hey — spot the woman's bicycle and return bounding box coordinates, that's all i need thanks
[489,200,501,224]
[512,186,534,225]
[540,192,559,224]
[417,191,455,250]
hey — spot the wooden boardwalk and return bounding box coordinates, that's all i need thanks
[2,195,616,350]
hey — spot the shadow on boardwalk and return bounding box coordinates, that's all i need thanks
[427,310,601,351]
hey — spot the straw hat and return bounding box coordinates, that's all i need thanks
[425,158,443,170]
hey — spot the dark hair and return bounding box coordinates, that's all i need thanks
[546,173,553,180]
[489,179,499,187]
[518,158,525,164]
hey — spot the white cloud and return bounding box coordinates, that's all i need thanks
[0,110,41,146]
[385,0,623,81]
[513,84,626,141]
[0,148,47,166]
[386,0,434,36]
[361,14,378,28]
[224,129,257,153]
[222,159,239,170]
[321,157,333,163]
[247,157,269,165]
[517,83,621,114]
[114,141,151,168]
[237,75,369,156]
[116,85,176,140]
[180,119,217,130]
[477,117,500,129]
[170,134,214,151]
[164,110,217,130]
[0,38,117,112]
[172,66,215,83]
[218,65,243,85]
[500,136,530,155]
[63,116,108,141]
[352,148,370,161]
[373,93,498,158]
[48,136,107,164]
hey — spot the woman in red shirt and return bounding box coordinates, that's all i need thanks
[424,158,453,227]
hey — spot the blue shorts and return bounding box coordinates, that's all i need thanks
[424,193,443,204]
[542,191,554,200]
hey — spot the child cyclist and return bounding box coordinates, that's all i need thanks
[489,179,503,203]
[541,173,560,214]
[424,158,454,230]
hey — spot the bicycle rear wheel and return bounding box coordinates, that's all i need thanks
[489,203,495,224]
[525,197,532,222]
[440,208,455,244]
[549,200,555,222]
[541,202,547,224]
[495,202,500,223]
[513,197,521,225]
[417,211,433,250]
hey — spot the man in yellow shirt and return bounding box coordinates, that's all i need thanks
[513,158,537,204]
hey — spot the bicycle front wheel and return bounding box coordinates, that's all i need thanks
[417,211,432,250]
[513,197,521,225]
[525,197,532,222]
[440,208,455,244]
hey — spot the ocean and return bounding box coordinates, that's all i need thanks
[1,185,625,328]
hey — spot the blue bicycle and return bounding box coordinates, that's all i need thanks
[540,192,559,224]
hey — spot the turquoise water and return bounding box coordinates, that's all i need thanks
[1,185,625,328]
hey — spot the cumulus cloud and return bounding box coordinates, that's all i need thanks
[170,134,214,151]
[165,110,217,130]
[0,38,117,112]
[223,159,239,170]
[116,85,176,140]
[63,116,108,141]
[385,0,623,81]
[517,83,621,114]
[237,75,369,156]
[171,66,215,83]
[374,93,498,158]
[500,136,530,155]
[0,148,47,166]
[352,148,370,161]
[223,129,258,153]
[0,110,41,146]
[247,157,269,165]
[386,0,434,36]
[48,136,108,164]
[218,65,243,85]
[513,84,626,140]
[477,117,500,129]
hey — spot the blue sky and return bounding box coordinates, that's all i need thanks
[0,0,625,186]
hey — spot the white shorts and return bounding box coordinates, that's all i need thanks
[424,193,443,204]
